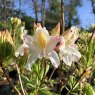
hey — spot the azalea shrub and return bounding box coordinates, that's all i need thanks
[0,17,95,95]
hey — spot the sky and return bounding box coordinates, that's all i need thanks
[77,0,95,29]
[15,0,95,29]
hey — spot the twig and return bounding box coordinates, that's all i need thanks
[15,64,25,95]
[49,68,56,80]
[0,63,21,95]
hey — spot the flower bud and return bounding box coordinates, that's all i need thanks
[0,30,14,61]
[63,26,79,46]
[10,17,21,29]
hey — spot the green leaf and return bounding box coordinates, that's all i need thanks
[69,76,74,89]
[32,62,39,76]
[45,63,50,76]
[81,55,87,66]
[39,68,44,80]
[39,90,58,95]
[22,75,30,83]
[87,41,94,66]
[26,83,35,88]
[85,83,95,95]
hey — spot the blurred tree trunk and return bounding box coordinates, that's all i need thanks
[91,0,95,15]
[11,0,14,17]
[61,0,65,34]
[2,0,7,23]
[41,0,45,27]
[19,0,21,18]
[32,0,38,24]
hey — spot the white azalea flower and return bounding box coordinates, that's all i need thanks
[59,26,81,66]
[16,27,60,70]
[59,46,81,66]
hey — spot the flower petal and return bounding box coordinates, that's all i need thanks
[26,52,38,70]
[34,28,50,49]
[20,26,27,40]
[64,26,79,46]
[58,37,65,50]
[15,43,28,57]
[51,22,60,36]
[24,35,40,53]
[48,51,60,68]
[34,23,42,32]
[62,54,72,66]
[60,47,81,66]
[46,35,61,53]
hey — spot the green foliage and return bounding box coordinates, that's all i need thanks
[85,83,95,95]
[0,22,9,30]
[0,41,14,62]
[39,90,58,95]
[22,16,34,35]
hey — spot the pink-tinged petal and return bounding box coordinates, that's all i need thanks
[46,35,61,53]
[15,43,28,57]
[54,37,65,52]
[48,51,60,68]
[58,37,65,50]
[26,52,38,70]
[71,44,78,49]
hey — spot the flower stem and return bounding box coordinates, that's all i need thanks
[15,64,25,95]
[39,58,46,86]
[49,68,56,80]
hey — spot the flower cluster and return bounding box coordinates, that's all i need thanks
[15,23,81,70]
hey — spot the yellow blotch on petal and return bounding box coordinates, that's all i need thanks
[36,31,49,49]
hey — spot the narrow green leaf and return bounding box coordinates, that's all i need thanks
[85,83,95,95]
[39,90,58,95]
